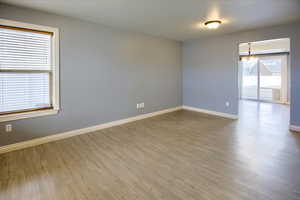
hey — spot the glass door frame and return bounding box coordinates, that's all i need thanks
[239,58,259,101]
[239,53,289,104]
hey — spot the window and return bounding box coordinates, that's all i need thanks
[0,19,59,122]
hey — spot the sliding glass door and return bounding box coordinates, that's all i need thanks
[241,59,258,99]
[240,54,288,103]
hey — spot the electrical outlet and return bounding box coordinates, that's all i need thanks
[226,102,230,107]
[5,124,12,132]
[137,103,145,109]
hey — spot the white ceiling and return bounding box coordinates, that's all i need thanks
[1,0,300,41]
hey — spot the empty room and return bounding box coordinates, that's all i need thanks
[0,1,300,200]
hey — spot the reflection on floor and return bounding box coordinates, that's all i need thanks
[239,100,290,134]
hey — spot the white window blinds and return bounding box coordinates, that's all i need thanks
[0,26,53,114]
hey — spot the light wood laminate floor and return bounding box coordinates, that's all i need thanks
[1,100,299,200]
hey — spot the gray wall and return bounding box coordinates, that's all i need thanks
[0,4,182,146]
[183,22,300,126]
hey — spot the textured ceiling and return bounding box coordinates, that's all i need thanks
[1,0,300,41]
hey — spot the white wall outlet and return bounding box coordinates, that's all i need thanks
[226,102,230,107]
[137,103,145,109]
[5,124,12,132]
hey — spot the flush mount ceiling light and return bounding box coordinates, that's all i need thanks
[204,20,222,29]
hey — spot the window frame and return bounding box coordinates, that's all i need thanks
[0,19,60,122]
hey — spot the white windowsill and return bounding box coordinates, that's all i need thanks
[0,109,59,122]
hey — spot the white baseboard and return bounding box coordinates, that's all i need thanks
[182,105,238,119]
[0,106,182,154]
[290,125,300,132]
